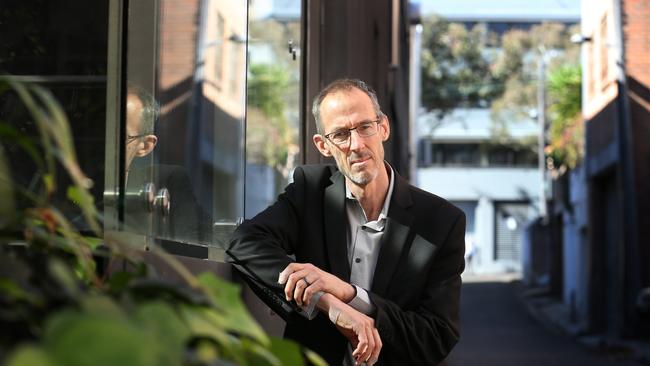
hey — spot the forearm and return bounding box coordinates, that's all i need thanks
[316,292,345,322]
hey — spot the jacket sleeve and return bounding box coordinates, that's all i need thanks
[368,211,465,365]
[226,167,306,291]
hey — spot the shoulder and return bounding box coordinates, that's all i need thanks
[292,164,338,186]
[392,171,463,220]
[410,184,463,219]
[392,173,465,239]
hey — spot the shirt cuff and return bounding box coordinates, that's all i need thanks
[299,291,325,320]
[347,285,375,315]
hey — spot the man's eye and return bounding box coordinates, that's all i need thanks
[358,123,374,132]
[331,131,349,140]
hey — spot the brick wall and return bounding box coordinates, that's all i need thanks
[158,0,199,90]
[624,0,650,87]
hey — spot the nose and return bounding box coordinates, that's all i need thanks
[348,129,366,151]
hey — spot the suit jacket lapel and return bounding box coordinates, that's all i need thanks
[371,173,414,296]
[324,171,351,281]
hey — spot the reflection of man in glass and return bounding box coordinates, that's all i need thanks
[123,85,208,242]
[125,86,158,177]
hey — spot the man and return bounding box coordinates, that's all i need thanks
[228,79,465,365]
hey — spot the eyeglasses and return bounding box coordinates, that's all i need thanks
[323,118,382,146]
[126,134,144,143]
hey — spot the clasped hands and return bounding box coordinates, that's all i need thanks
[278,263,382,366]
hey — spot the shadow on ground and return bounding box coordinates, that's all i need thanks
[445,276,644,366]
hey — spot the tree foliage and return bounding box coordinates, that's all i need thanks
[246,63,296,171]
[420,16,582,166]
[421,16,498,125]
[546,64,583,172]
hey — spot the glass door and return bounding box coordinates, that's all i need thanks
[120,0,249,249]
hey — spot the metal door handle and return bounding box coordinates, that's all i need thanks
[155,188,170,217]
[125,182,156,212]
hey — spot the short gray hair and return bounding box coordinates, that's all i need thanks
[311,78,383,134]
[127,84,159,135]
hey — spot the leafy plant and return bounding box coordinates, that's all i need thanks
[0,77,326,366]
[545,64,583,174]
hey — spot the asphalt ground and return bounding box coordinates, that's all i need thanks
[444,274,644,366]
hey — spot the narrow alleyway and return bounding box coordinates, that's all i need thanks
[445,275,643,366]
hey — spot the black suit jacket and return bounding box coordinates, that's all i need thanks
[229,164,465,365]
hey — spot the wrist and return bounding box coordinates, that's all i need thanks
[342,283,357,303]
[316,292,336,312]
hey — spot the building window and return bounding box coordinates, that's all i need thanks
[431,143,481,166]
[486,145,537,167]
[420,140,537,168]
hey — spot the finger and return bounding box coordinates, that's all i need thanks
[362,326,374,364]
[365,327,375,362]
[352,327,369,363]
[355,330,372,365]
[368,328,381,365]
[284,269,311,300]
[303,278,325,305]
[278,263,304,284]
[293,277,309,305]
[278,265,293,285]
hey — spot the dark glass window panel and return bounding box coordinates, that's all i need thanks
[0,1,108,230]
[431,143,480,166]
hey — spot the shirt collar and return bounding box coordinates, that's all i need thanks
[345,162,395,223]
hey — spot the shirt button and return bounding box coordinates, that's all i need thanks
[355,258,361,263]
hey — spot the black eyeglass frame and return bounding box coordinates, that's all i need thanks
[323,116,383,146]
[126,134,145,142]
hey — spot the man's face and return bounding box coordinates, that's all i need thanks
[125,93,144,170]
[125,93,157,171]
[313,88,389,186]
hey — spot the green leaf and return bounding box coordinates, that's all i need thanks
[66,186,101,235]
[82,236,103,251]
[78,295,127,320]
[5,345,56,366]
[304,348,329,366]
[269,338,307,366]
[42,174,55,195]
[180,305,238,347]
[0,277,42,305]
[108,270,141,293]
[48,258,81,300]
[43,307,167,366]
[134,301,191,364]
[197,272,269,345]
[242,338,282,366]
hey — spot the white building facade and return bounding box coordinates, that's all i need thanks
[417,109,540,274]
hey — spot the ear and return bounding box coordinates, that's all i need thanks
[312,134,332,157]
[136,134,158,157]
[379,115,390,142]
